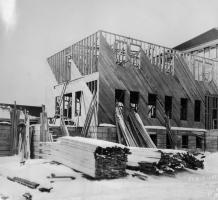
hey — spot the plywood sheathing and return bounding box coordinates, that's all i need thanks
[98,33,218,129]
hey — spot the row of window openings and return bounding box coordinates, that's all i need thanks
[55,81,97,118]
[150,134,203,149]
[115,90,201,121]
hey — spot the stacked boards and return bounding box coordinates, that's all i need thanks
[115,107,156,148]
[46,136,130,179]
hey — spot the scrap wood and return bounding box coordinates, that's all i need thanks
[7,176,39,189]
[23,193,32,200]
[38,187,53,193]
[132,173,148,181]
[47,173,76,180]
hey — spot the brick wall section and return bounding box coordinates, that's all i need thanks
[66,125,208,152]
[206,130,218,152]
[156,129,166,149]
[89,126,118,143]
[188,135,196,151]
[147,129,205,151]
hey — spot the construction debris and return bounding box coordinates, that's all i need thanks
[137,150,205,176]
[47,173,76,180]
[38,187,53,193]
[22,193,32,200]
[131,173,148,181]
[44,136,130,179]
[7,176,39,189]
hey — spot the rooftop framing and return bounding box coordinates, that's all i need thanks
[47,30,218,84]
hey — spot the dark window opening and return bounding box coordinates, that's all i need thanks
[63,93,72,119]
[130,91,140,112]
[194,100,201,122]
[86,80,97,94]
[166,134,171,149]
[196,137,202,149]
[75,91,82,116]
[213,109,218,129]
[182,135,188,148]
[148,94,157,118]
[165,96,172,119]
[115,89,125,107]
[150,134,157,146]
[180,98,188,120]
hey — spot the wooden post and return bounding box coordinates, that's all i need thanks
[10,101,20,155]
[25,110,30,159]
[40,105,49,142]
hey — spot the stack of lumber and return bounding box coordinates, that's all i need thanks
[46,136,130,179]
[115,107,137,146]
[127,147,161,169]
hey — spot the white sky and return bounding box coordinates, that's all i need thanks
[0,0,218,112]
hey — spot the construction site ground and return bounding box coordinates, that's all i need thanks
[0,153,218,200]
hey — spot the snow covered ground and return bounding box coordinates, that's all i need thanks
[0,153,218,200]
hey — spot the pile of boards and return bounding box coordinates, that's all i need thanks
[138,150,205,175]
[115,107,156,148]
[44,136,130,179]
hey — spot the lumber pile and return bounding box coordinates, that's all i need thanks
[115,107,137,146]
[128,111,156,148]
[115,108,156,148]
[45,136,130,179]
[138,150,204,175]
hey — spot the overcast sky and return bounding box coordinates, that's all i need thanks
[0,0,218,112]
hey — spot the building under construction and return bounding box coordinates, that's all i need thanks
[47,29,218,152]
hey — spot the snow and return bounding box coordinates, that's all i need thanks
[0,153,218,200]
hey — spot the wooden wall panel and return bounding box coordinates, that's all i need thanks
[98,34,218,129]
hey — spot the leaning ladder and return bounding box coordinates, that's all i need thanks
[53,81,69,124]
